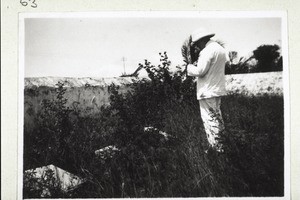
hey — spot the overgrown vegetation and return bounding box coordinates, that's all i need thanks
[24,52,284,198]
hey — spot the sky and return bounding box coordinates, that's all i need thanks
[24,13,282,78]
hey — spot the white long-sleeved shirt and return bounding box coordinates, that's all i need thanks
[187,40,227,100]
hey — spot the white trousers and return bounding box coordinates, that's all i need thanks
[199,97,224,148]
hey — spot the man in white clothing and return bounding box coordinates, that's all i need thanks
[186,28,227,152]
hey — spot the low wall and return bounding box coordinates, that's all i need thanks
[24,72,283,131]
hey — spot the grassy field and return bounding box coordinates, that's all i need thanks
[23,74,284,198]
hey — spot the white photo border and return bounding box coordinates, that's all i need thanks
[19,11,290,200]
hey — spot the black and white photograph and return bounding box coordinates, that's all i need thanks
[19,11,289,199]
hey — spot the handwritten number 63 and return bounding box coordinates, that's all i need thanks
[20,0,37,8]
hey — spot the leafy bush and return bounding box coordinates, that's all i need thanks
[24,168,62,198]
[23,52,284,198]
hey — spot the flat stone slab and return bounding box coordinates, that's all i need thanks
[25,164,85,195]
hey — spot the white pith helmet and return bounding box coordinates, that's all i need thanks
[191,28,215,43]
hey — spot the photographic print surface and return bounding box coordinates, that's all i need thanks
[19,11,289,199]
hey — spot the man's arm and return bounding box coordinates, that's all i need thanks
[187,48,214,77]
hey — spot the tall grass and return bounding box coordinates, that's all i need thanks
[23,53,284,198]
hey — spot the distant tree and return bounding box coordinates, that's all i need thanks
[253,44,281,72]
